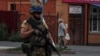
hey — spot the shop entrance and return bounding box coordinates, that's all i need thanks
[68,14,84,45]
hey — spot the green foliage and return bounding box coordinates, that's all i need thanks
[56,47,64,51]
[8,31,21,42]
[56,47,71,51]
[0,23,21,42]
[0,23,8,40]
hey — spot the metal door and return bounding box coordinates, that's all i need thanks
[68,14,83,45]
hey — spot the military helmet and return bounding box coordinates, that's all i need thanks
[29,6,42,13]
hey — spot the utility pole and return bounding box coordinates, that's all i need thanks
[39,0,48,24]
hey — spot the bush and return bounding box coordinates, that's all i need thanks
[8,31,21,42]
[0,23,8,40]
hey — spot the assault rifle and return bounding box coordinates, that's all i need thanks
[27,18,61,56]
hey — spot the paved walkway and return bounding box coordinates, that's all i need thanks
[0,41,22,50]
[0,41,100,56]
[67,45,100,56]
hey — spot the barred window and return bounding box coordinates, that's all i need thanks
[10,4,16,10]
[90,14,100,32]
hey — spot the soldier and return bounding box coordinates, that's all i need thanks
[20,5,54,56]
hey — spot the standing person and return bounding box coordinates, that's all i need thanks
[20,5,54,56]
[58,18,67,49]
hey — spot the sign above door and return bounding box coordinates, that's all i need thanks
[69,5,82,14]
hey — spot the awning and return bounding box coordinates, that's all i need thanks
[91,4,100,7]
[62,0,100,4]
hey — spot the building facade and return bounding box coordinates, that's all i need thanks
[56,0,100,45]
[0,0,58,43]
[0,0,56,21]
[1,0,100,45]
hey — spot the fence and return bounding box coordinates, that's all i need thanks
[0,11,19,34]
[44,14,58,43]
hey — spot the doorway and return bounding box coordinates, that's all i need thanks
[68,14,84,45]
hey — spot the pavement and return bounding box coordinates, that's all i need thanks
[0,41,100,56]
[0,41,22,50]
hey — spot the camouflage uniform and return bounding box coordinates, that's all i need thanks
[21,18,52,56]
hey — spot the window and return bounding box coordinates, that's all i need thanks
[98,15,100,31]
[10,4,16,10]
[90,14,100,32]
[93,15,97,31]
[90,7,100,33]
[90,15,92,31]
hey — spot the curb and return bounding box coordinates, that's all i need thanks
[0,46,16,50]
[0,44,76,54]
[0,49,75,54]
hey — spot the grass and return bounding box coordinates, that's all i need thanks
[56,47,72,51]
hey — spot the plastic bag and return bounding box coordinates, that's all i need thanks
[65,33,70,40]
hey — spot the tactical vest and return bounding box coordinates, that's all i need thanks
[26,17,48,47]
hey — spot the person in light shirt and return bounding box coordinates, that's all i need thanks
[58,18,67,49]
